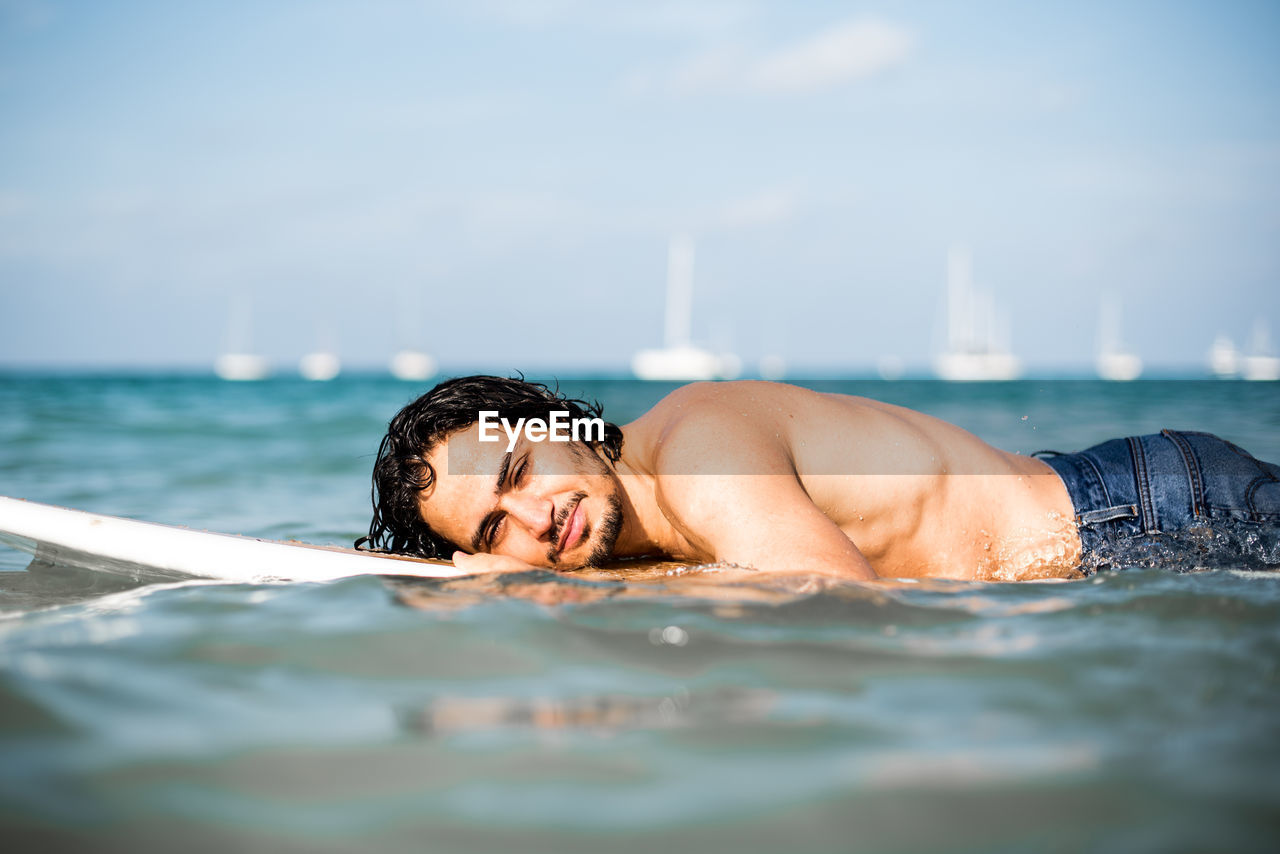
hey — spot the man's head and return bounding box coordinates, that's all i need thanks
[360,375,626,569]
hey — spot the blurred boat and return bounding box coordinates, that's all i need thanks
[935,350,1020,382]
[388,285,437,382]
[1097,351,1142,382]
[214,353,269,381]
[1241,321,1279,381]
[215,296,269,381]
[1207,334,1241,378]
[299,351,341,381]
[390,349,437,381]
[1095,296,1142,381]
[933,246,1021,381]
[632,236,737,381]
[633,346,726,380]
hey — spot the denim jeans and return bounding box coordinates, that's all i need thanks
[1039,430,1280,573]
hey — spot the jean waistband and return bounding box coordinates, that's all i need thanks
[1039,431,1217,533]
[1039,431,1280,572]
[1040,439,1136,525]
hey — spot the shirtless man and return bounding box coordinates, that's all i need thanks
[360,376,1280,581]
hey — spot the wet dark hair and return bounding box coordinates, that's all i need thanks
[357,375,624,558]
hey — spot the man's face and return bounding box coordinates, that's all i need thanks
[417,421,623,569]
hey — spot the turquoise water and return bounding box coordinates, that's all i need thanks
[2,374,1279,852]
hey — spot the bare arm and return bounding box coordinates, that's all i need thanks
[657,472,877,580]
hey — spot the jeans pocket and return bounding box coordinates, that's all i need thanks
[1170,431,1280,519]
[1246,473,1280,519]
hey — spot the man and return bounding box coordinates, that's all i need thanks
[360,376,1280,582]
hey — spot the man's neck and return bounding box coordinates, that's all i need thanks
[605,450,685,561]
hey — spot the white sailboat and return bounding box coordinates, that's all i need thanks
[1095,296,1142,381]
[1207,334,1240,378]
[389,350,437,381]
[389,288,437,382]
[1242,320,1280,381]
[299,351,341,381]
[299,319,341,381]
[214,296,269,381]
[214,353,269,381]
[933,246,1021,381]
[632,235,736,381]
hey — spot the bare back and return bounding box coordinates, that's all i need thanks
[622,382,1081,581]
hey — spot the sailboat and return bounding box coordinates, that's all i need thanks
[632,235,736,381]
[389,350,437,381]
[299,351,341,381]
[214,296,269,381]
[1095,296,1142,381]
[933,246,1021,381]
[389,287,437,381]
[1207,334,1240,378]
[1241,320,1280,381]
[299,319,341,381]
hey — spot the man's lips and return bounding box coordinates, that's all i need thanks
[557,498,585,555]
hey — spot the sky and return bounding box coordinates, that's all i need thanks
[1,0,1278,375]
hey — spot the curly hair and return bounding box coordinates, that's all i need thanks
[357,375,624,558]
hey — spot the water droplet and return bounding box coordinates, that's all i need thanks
[662,625,688,646]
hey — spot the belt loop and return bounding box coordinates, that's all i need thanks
[1162,429,1206,518]
[1128,436,1158,534]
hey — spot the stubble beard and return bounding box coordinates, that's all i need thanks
[584,490,623,567]
[545,485,624,569]
[562,441,625,569]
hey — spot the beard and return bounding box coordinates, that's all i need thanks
[545,442,625,568]
[583,490,623,567]
[545,486,624,568]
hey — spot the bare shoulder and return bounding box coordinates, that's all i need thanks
[648,381,896,452]
[643,380,850,434]
[650,379,827,411]
[622,379,1015,485]
[635,381,825,470]
[630,382,880,578]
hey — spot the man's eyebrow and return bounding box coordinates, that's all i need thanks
[469,450,513,553]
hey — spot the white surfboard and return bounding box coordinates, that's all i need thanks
[0,496,471,583]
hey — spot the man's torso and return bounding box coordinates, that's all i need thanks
[622,382,1082,581]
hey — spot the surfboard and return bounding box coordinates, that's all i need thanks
[0,496,471,583]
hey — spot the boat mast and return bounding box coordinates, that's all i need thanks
[664,235,695,350]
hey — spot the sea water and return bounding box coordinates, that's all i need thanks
[1,374,1278,852]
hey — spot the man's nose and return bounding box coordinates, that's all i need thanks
[501,491,554,540]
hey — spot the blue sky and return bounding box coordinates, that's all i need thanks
[1,0,1277,373]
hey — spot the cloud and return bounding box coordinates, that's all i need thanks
[625,17,913,97]
[749,18,913,94]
